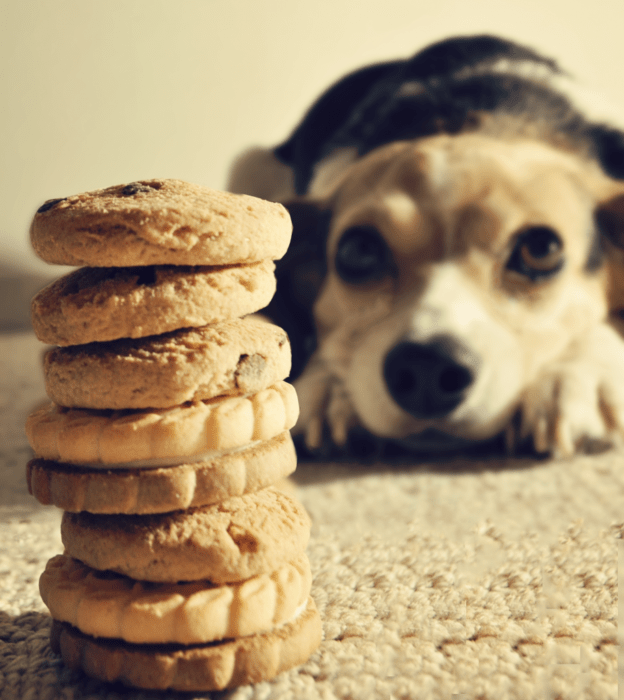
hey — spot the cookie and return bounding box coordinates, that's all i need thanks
[31,262,276,346]
[50,598,322,691]
[40,553,312,644]
[25,380,299,466]
[43,317,291,409]
[61,487,311,584]
[27,431,296,514]
[30,179,292,267]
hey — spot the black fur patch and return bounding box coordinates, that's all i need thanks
[340,74,587,158]
[265,202,331,379]
[587,126,624,180]
[274,61,401,195]
[275,34,624,195]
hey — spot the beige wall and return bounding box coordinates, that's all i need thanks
[2,0,623,272]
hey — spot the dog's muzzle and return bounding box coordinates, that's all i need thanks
[383,336,477,419]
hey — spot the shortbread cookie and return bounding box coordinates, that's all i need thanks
[30,179,292,267]
[40,553,312,644]
[61,488,311,584]
[31,262,276,346]
[27,431,296,514]
[50,598,322,691]
[43,317,291,409]
[25,381,298,466]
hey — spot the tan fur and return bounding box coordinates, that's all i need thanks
[294,133,624,457]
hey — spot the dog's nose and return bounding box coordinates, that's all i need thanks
[383,337,475,419]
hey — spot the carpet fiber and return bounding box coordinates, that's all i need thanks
[1,330,621,700]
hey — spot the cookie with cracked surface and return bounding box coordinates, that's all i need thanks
[50,598,322,691]
[30,179,292,267]
[60,487,311,584]
[40,553,312,644]
[27,431,296,514]
[31,261,276,346]
[43,317,291,409]
[25,381,298,466]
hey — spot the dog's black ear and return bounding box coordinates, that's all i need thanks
[263,201,331,380]
[274,60,403,195]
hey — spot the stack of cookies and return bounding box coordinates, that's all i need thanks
[24,179,322,691]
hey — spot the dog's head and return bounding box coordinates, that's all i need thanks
[296,132,624,451]
[229,35,624,455]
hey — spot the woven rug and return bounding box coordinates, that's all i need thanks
[0,330,621,700]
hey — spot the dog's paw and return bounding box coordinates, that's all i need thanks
[324,381,360,447]
[519,325,624,458]
[293,355,360,452]
[292,357,332,451]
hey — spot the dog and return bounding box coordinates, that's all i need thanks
[228,34,624,459]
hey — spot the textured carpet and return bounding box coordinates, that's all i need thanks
[0,330,621,700]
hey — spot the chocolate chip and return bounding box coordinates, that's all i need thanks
[234,354,267,391]
[227,523,259,553]
[121,183,154,196]
[37,198,65,214]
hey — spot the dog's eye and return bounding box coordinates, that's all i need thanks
[334,226,394,284]
[506,226,564,281]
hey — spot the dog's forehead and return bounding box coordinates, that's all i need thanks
[331,134,604,253]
